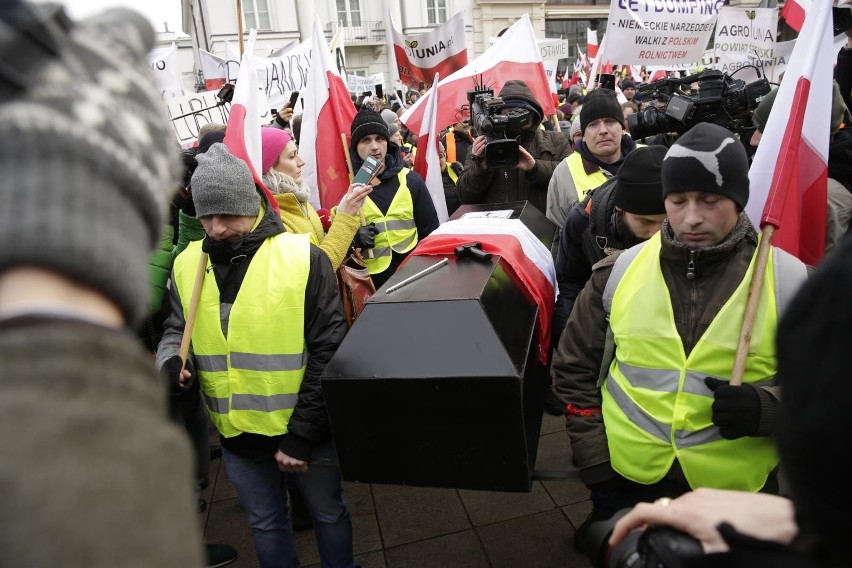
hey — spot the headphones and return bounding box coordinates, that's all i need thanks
[610,208,624,242]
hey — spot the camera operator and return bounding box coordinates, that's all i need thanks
[457,80,571,219]
[551,123,808,553]
[604,229,852,568]
[547,88,640,231]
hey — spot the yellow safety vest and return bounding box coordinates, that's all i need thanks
[601,234,806,492]
[361,169,418,275]
[565,153,609,202]
[446,164,459,185]
[173,234,311,438]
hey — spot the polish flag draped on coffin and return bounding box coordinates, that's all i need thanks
[409,217,556,364]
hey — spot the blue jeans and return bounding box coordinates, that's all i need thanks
[222,441,354,568]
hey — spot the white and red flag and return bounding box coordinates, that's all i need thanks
[198,49,228,91]
[300,16,358,210]
[400,14,555,136]
[780,0,809,33]
[222,29,279,215]
[408,217,556,364]
[391,10,468,91]
[587,28,599,61]
[745,0,832,266]
[413,73,449,224]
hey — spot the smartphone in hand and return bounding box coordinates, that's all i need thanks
[288,90,300,109]
[353,156,382,185]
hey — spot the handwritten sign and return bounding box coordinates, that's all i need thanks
[167,89,271,149]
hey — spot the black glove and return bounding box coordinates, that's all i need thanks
[162,355,195,394]
[352,224,379,249]
[704,377,761,440]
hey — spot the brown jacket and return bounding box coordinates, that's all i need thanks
[552,213,782,486]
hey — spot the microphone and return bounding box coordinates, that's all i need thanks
[316,208,332,232]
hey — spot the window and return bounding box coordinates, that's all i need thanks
[243,0,270,30]
[427,0,447,25]
[337,0,362,27]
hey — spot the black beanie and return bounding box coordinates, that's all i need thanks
[614,145,668,215]
[580,88,623,133]
[662,123,750,210]
[350,107,390,150]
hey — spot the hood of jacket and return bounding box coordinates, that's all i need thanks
[497,80,544,125]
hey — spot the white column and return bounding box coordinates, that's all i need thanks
[294,0,314,42]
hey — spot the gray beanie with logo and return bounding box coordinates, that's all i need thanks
[0,6,181,327]
[191,143,261,218]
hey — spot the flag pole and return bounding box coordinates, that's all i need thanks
[730,224,775,386]
[236,0,244,56]
[179,252,209,373]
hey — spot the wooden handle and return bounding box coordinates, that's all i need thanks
[178,251,208,372]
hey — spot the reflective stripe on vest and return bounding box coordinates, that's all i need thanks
[447,164,459,185]
[565,153,609,202]
[173,233,311,438]
[361,169,418,274]
[599,233,806,491]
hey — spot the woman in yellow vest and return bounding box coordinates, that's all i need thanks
[550,124,807,552]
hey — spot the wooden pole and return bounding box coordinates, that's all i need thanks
[179,251,209,373]
[551,115,561,132]
[730,224,775,386]
[236,0,244,56]
[341,132,373,258]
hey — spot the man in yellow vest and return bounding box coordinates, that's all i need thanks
[157,143,355,568]
[349,107,440,288]
[546,88,640,231]
[551,123,807,552]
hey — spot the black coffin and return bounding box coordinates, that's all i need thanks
[321,201,556,492]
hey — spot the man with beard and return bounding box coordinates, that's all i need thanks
[457,80,571,218]
[551,145,668,345]
[546,88,639,231]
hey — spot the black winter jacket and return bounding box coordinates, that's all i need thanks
[157,200,347,462]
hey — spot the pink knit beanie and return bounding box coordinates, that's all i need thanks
[260,127,294,174]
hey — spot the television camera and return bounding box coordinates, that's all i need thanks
[467,86,532,169]
[627,69,770,141]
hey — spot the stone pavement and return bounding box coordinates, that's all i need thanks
[199,412,596,568]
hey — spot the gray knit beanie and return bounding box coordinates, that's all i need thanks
[0,6,181,327]
[191,143,260,218]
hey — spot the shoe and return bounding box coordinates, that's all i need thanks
[544,388,566,416]
[205,543,237,568]
[573,510,608,553]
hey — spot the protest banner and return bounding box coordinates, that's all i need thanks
[391,10,468,90]
[713,7,778,84]
[605,0,722,67]
[148,43,184,100]
[166,88,270,149]
[346,72,386,95]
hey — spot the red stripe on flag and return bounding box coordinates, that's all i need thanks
[402,61,553,137]
[780,0,807,33]
[761,77,826,266]
[315,71,357,208]
[394,47,467,90]
[406,234,554,364]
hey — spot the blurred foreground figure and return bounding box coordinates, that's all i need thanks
[0,3,202,565]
